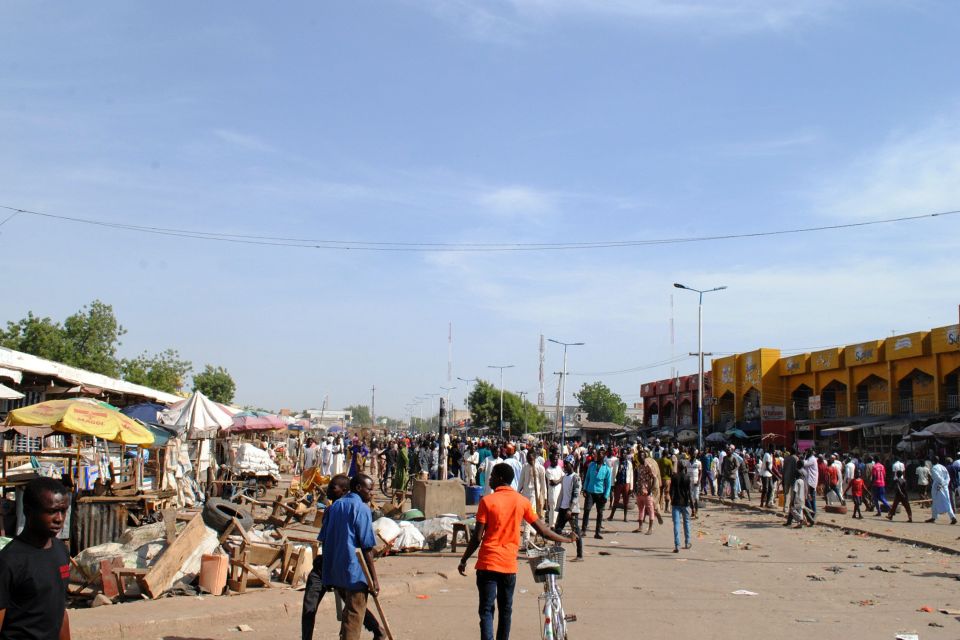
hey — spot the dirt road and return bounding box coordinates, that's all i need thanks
[73,500,960,640]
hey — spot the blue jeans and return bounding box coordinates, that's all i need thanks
[476,570,516,640]
[672,505,690,549]
[873,486,890,514]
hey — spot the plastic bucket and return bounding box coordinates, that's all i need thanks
[465,484,483,505]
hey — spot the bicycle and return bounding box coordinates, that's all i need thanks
[527,542,575,640]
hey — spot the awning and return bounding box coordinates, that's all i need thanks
[818,425,864,435]
[0,383,25,400]
[0,367,23,383]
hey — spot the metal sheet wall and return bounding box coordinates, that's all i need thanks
[75,501,128,552]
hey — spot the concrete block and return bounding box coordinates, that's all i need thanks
[411,480,465,519]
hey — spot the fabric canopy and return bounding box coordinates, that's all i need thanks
[121,402,168,424]
[160,391,234,439]
[5,399,155,445]
[0,383,24,400]
[907,422,960,439]
[222,415,285,434]
[706,432,727,443]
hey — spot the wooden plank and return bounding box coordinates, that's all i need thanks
[141,513,208,599]
[161,509,177,544]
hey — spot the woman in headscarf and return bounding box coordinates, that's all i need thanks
[392,440,410,494]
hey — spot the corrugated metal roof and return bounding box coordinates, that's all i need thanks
[0,347,180,404]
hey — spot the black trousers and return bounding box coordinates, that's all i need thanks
[553,507,583,558]
[302,557,382,640]
[581,492,606,536]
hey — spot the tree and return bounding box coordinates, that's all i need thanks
[193,365,236,404]
[575,381,627,424]
[468,379,547,436]
[122,349,192,393]
[0,312,70,361]
[61,300,126,377]
[346,405,372,426]
[0,300,125,376]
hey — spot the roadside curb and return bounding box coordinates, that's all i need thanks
[71,570,450,640]
[701,496,960,556]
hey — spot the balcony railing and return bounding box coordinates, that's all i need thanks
[946,394,959,410]
[821,404,849,419]
[898,396,935,415]
[857,400,889,416]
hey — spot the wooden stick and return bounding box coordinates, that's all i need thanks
[354,548,394,640]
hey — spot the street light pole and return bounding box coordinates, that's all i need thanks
[517,391,528,435]
[674,283,727,451]
[548,339,584,451]
[488,365,515,440]
[440,385,457,478]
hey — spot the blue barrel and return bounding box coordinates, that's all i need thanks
[465,484,483,505]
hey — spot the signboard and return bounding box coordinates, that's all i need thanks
[811,348,842,372]
[808,395,821,411]
[797,439,814,450]
[761,405,786,421]
[845,340,882,366]
[931,324,958,353]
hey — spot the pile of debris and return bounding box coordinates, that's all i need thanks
[69,491,323,605]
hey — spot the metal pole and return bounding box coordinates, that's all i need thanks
[499,368,505,440]
[698,292,704,451]
[560,345,568,448]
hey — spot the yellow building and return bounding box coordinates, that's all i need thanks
[710,323,960,438]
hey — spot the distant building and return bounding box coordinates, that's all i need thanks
[305,408,352,426]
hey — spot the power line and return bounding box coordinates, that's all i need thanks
[569,355,694,377]
[1,204,957,253]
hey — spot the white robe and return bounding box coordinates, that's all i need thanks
[320,443,334,475]
[931,463,955,519]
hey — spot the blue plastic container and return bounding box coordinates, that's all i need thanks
[465,484,483,505]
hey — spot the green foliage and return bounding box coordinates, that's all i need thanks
[0,312,70,361]
[346,404,372,426]
[575,381,627,424]
[122,349,192,393]
[0,300,125,377]
[467,379,546,435]
[193,365,236,404]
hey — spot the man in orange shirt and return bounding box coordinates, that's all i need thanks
[458,463,576,640]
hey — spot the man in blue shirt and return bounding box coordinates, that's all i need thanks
[581,453,612,539]
[318,473,380,640]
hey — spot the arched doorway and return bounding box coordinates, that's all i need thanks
[742,388,761,433]
[943,367,959,411]
[821,380,848,418]
[897,369,935,415]
[791,384,813,420]
[661,400,675,427]
[647,402,660,427]
[679,399,693,426]
[717,391,735,428]
[856,375,888,416]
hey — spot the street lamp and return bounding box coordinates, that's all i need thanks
[674,282,727,451]
[487,365,515,439]
[424,393,440,431]
[517,391,529,435]
[548,339,584,450]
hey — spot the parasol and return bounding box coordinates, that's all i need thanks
[5,399,155,445]
[0,383,24,400]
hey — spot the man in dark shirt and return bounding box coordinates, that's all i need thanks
[318,474,380,640]
[0,477,71,640]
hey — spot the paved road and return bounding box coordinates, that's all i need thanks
[78,501,960,640]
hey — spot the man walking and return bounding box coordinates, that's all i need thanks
[581,452,612,539]
[670,464,692,553]
[720,446,739,503]
[553,456,584,561]
[607,449,634,522]
[870,455,891,516]
[318,474,381,640]
[886,469,912,523]
[0,477,72,640]
[458,463,576,640]
[925,457,957,525]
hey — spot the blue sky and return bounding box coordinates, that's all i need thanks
[2,1,960,419]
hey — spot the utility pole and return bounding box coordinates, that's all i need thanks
[488,365,515,440]
[370,385,376,428]
[553,371,564,439]
[517,391,528,435]
[548,339,585,451]
[675,283,727,450]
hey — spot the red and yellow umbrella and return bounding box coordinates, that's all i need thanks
[5,399,155,446]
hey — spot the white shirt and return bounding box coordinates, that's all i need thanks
[687,459,702,484]
[558,474,576,509]
[844,461,856,481]
[892,460,905,474]
[761,453,773,478]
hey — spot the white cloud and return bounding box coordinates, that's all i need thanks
[818,117,960,219]
[719,130,821,157]
[212,128,275,153]
[478,186,556,217]
[415,0,845,40]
